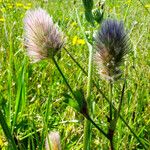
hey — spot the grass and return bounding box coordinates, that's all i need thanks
[0,0,150,149]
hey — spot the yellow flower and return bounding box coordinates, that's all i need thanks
[72,36,85,45]
[16,3,23,7]
[77,39,85,45]
[24,6,31,10]
[71,21,77,27]
[0,18,5,22]
[72,36,78,45]
[145,4,150,8]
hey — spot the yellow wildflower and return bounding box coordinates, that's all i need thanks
[0,18,5,22]
[72,36,78,45]
[72,36,85,45]
[77,39,85,45]
[145,4,150,8]
[71,21,77,27]
[16,3,23,7]
[23,6,31,10]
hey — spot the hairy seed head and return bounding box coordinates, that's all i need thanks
[24,8,64,62]
[94,19,130,81]
[45,131,61,150]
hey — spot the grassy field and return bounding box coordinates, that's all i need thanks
[0,0,150,149]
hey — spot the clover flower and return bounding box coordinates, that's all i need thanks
[45,131,61,150]
[24,8,64,62]
[94,19,130,81]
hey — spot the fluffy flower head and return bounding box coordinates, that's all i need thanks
[45,131,61,150]
[24,8,64,62]
[94,19,130,81]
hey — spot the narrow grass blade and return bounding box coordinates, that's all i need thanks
[0,110,17,150]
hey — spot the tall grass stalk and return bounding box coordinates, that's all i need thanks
[0,110,17,150]
[40,91,52,150]
[12,58,26,130]
[75,10,94,150]
[83,43,93,150]
[7,25,13,127]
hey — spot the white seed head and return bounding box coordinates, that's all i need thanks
[24,8,64,62]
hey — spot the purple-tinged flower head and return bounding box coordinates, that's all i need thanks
[94,19,130,81]
[24,8,64,62]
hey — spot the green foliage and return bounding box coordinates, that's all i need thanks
[0,0,150,149]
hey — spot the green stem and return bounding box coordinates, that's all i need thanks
[64,47,87,75]
[117,81,126,118]
[8,28,13,128]
[109,82,113,121]
[0,110,17,150]
[83,43,93,150]
[86,115,109,139]
[76,9,94,150]
[40,94,52,150]
[52,57,76,100]
[109,81,114,150]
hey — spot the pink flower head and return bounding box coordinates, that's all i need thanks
[45,131,61,150]
[94,19,130,81]
[24,8,64,62]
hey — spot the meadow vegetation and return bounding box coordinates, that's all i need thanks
[0,0,150,149]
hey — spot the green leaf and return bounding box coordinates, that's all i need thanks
[63,93,80,111]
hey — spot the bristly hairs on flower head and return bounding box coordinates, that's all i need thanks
[45,131,61,150]
[94,19,130,81]
[23,8,64,62]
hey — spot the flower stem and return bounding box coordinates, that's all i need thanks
[86,115,109,139]
[83,43,93,150]
[76,9,94,150]
[64,47,87,75]
[52,57,76,99]
[108,81,114,149]
[109,82,113,122]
